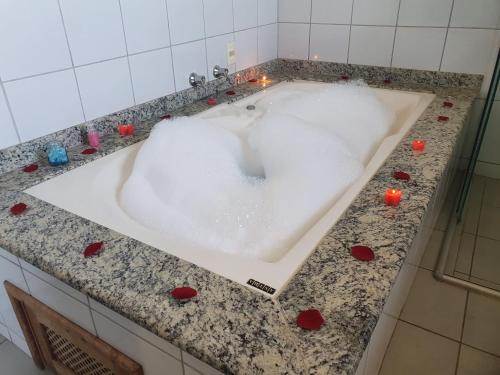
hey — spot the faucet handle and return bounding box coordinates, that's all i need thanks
[213,65,229,79]
[189,72,206,87]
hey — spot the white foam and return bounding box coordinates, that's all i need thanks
[119,83,394,260]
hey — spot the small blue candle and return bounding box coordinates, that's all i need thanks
[46,142,69,166]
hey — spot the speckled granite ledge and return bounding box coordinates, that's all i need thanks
[0,60,481,374]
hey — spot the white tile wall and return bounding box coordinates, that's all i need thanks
[349,26,395,67]
[204,0,234,37]
[451,0,500,29]
[392,27,447,71]
[352,0,399,26]
[398,0,453,27]
[311,0,353,24]
[235,28,258,71]
[0,0,72,81]
[0,0,277,151]
[4,70,84,142]
[278,0,311,23]
[0,88,19,149]
[60,0,127,66]
[76,58,134,120]
[441,29,499,74]
[278,23,310,59]
[258,0,278,26]
[129,48,176,104]
[258,24,278,64]
[120,0,171,54]
[277,0,499,76]
[310,24,350,63]
[167,0,205,45]
[234,0,258,31]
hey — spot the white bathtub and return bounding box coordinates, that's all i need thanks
[25,81,434,297]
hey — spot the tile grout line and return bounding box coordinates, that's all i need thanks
[200,0,210,81]
[117,0,137,105]
[0,80,22,143]
[306,0,312,60]
[454,290,470,374]
[439,0,456,71]
[164,0,178,93]
[346,0,355,64]
[389,0,402,67]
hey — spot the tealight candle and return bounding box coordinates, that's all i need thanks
[412,140,426,152]
[384,188,402,206]
[117,123,134,136]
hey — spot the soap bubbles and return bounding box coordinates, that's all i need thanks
[119,83,394,261]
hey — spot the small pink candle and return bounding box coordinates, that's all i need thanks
[87,129,100,148]
[384,188,402,206]
[412,140,425,152]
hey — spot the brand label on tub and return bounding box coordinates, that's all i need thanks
[247,279,276,295]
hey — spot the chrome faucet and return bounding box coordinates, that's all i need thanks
[213,65,229,79]
[189,72,206,87]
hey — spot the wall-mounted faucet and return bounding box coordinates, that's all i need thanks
[189,72,206,87]
[213,65,228,79]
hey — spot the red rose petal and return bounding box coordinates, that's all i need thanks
[171,287,197,300]
[23,164,38,173]
[248,78,258,83]
[81,148,97,155]
[383,79,392,84]
[161,114,172,120]
[84,242,104,258]
[351,246,375,261]
[393,171,411,181]
[340,75,350,81]
[438,115,449,122]
[296,309,325,331]
[443,101,453,108]
[226,90,236,96]
[10,203,27,215]
[207,98,217,106]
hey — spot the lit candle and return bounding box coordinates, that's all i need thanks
[384,188,402,206]
[117,123,134,136]
[412,140,425,152]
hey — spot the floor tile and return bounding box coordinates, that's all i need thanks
[379,321,459,375]
[400,269,467,340]
[463,201,481,235]
[471,237,500,285]
[0,340,50,374]
[483,178,500,208]
[419,229,444,271]
[478,206,500,241]
[463,292,500,356]
[468,174,487,207]
[454,233,475,275]
[457,345,500,375]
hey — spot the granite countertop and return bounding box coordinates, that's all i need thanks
[0,60,481,374]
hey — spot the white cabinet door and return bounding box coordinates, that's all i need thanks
[93,311,183,375]
[0,255,28,336]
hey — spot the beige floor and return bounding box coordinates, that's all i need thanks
[0,334,53,374]
[379,175,500,375]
